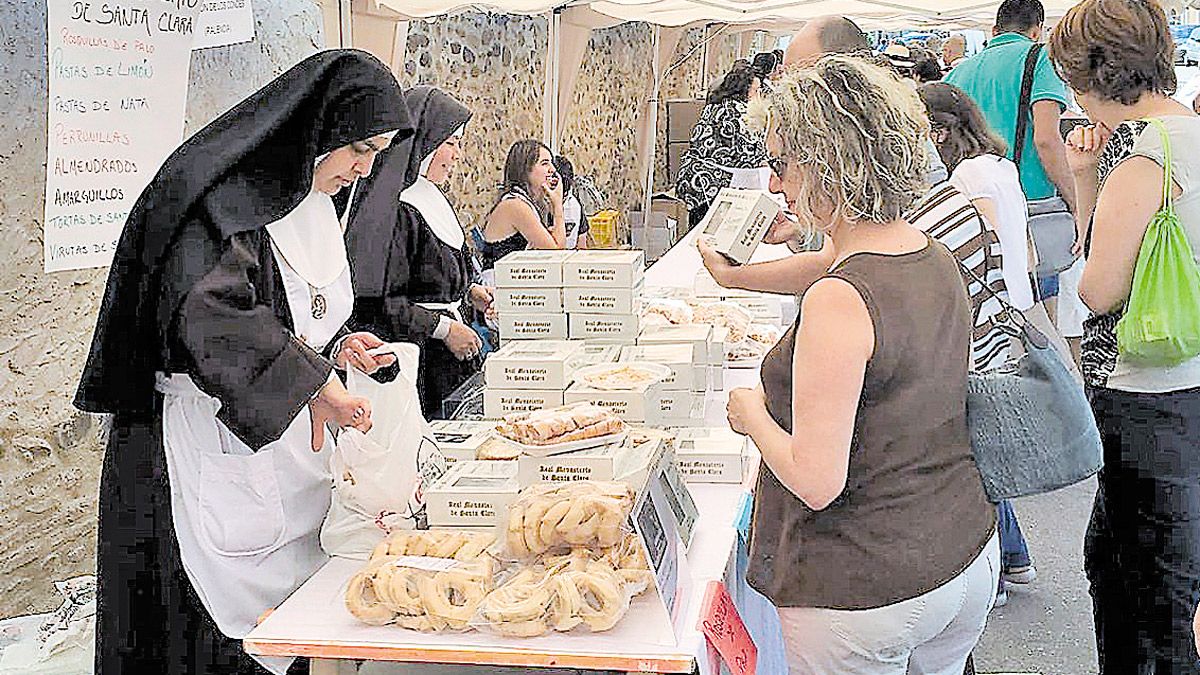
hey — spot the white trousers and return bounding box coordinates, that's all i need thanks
[778,532,1000,675]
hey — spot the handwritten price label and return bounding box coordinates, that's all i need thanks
[698,581,756,675]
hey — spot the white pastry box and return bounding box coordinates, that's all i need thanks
[499,313,569,341]
[654,389,702,419]
[568,313,640,343]
[697,188,780,265]
[429,420,494,464]
[638,324,713,366]
[426,460,520,528]
[565,344,623,377]
[483,389,566,419]
[619,344,704,392]
[563,379,664,423]
[494,287,564,313]
[485,340,584,390]
[564,282,644,315]
[732,296,784,325]
[494,250,575,288]
[658,396,708,428]
[517,438,664,488]
[563,250,646,288]
[672,427,748,483]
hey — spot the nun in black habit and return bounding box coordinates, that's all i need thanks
[347,86,494,417]
[74,50,411,675]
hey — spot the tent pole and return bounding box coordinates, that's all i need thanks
[337,0,353,48]
[699,23,711,94]
[641,26,662,226]
[543,9,562,149]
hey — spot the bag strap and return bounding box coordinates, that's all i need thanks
[1143,117,1175,211]
[954,256,1051,350]
[1012,43,1043,175]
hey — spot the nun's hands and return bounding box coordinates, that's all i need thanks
[444,320,483,361]
[337,332,395,374]
[310,378,372,451]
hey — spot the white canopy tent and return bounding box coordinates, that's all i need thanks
[331,0,1081,225]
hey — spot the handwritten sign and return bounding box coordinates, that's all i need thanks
[44,0,201,272]
[194,0,255,50]
[699,581,757,675]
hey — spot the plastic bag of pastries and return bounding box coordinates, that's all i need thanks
[501,481,636,560]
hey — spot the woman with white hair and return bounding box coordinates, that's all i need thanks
[724,55,998,673]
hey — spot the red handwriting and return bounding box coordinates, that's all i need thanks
[698,581,757,675]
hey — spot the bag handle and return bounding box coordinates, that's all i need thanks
[1143,117,1175,211]
[1012,43,1043,176]
[953,256,1051,350]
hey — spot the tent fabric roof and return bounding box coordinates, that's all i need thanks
[372,0,1080,29]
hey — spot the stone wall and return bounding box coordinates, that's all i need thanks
[398,13,549,230]
[0,0,325,618]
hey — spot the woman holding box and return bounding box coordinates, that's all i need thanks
[725,55,997,673]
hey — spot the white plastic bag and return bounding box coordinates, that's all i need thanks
[321,343,448,559]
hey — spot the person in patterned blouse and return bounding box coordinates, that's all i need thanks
[1050,0,1200,671]
[675,60,770,227]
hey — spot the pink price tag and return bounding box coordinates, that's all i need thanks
[698,581,757,675]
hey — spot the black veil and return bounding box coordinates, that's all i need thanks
[346,86,472,298]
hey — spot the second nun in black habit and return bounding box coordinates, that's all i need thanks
[348,86,494,417]
[74,50,411,675]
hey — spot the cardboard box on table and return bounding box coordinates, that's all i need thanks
[671,427,748,483]
[517,438,665,489]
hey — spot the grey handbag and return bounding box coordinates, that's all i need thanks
[1014,45,1078,277]
[958,262,1103,502]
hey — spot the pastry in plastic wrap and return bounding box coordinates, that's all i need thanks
[495,402,626,447]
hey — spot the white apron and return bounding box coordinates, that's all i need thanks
[158,192,352,675]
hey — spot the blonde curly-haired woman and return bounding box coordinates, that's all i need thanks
[725,55,999,674]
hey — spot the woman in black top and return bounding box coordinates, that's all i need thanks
[478,139,566,269]
[676,60,769,227]
[347,86,494,417]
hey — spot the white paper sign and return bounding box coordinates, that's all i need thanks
[44,0,201,272]
[194,0,255,50]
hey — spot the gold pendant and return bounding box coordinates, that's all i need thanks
[311,293,327,320]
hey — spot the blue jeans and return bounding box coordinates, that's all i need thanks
[997,500,1031,570]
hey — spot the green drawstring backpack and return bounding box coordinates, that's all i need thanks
[1115,118,1200,366]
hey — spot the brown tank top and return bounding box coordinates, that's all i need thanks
[747,239,996,609]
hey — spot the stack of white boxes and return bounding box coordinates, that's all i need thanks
[481,341,625,419]
[482,340,582,418]
[493,250,646,345]
[494,251,574,341]
[565,250,646,344]
[617,343,705,427]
